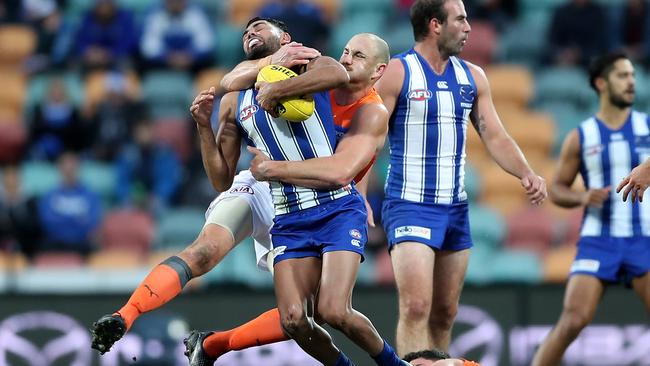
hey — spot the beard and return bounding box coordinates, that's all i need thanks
[439,34,463,57]
[245,38,281,60]
[608,87,634,109]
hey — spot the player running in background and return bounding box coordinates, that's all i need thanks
[374,0,547,356]
[188,32,389,363]
[531,52,650,366]
[403,349,479,366]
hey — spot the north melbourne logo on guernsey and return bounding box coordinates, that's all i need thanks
[407,89,432,101]
[395,225,431,240]
[240,105,259,121]
[460,85,475,103]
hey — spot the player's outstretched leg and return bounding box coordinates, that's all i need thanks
[201,308,288,359]
[184,330,217,366]
[91,223,240,353]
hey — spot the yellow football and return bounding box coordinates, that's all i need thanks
[256,65,315,122]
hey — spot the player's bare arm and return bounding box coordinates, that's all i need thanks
[375,58,405,116]
[617,158,650,202]
[191,90,242,191]
[255,55,350,113]
[551,130,610,208]
[220,42,321,92]
[467,62,547,205]
[249,102,388,189]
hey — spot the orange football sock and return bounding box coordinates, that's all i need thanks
[202,308,288,358]
[117,256,193,330]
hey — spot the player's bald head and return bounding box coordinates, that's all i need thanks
[351,33,390,65]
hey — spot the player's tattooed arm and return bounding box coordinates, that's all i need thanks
[469,109,487,137]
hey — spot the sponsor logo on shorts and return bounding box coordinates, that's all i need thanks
[407,89,432,101]
[240,105,259,121]
[351,239,361,247]
[349,229,362,239]
[570,259,600,273]
[228,185,254,195]
[271,245,287,257]
[395,225,431,240]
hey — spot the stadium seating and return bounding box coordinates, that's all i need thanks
[543,244,576,283]
[79,160,117,206]
[468,204,506,249]
[99,208,155,255]
[0,73,27,120]
[505,206,557,256]
[155,207,205,249]
[488,249,543,283]
[20,160,60,197]
[141,71,193,119]
[0,122,27,165]
[486,65,534,110]
[459,21,497,67]
[0,251,29,271]
[194,68,229,95]
[535,67,595,110]
[153,118,192,162]
[88,249,143,269]
[84,71,141,111]
[0,26,37,66]
[228,0,268,25]
[33,252,85,267]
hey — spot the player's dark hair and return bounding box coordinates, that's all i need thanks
[410,0,448,42]
[403,349,452,362]
[588,51,629,94]
[246,16,289,33]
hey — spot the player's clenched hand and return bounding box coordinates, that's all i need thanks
[255,81,281,118]
[521,173,547,205]
[248,146,272,181]
[271,42,320,68]
[616,161,650,203]
[190,87,216,128]
[582,187,611,208]
[364,197,375,227]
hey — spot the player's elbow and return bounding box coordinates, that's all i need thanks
[328,168,355,188]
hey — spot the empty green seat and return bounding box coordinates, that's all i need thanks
[156,207,205,249]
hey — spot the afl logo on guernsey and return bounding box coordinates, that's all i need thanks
[240,105,259,121]
[407,89,433,101]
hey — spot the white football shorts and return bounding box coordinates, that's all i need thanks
[204,170,274,271]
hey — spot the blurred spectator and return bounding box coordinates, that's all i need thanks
[469,0,518,32]
[37,152,102,256]
[88,72,146,161]
[257,0,331,50]
[177,129,218,208]
[611,0,650,64]
[23,0,63,72]
[73,0,138,71]
[0,166,41,259]
[140,0,214,72]
[29,77,89,161]
[115,119,181,214]
[547,0,608,66]
[0,0,23,23]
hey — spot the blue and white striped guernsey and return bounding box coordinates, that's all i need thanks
[385,49,477,204]
[236,89,351,215]
[578,110,650,237]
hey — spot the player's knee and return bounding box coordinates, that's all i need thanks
[180,238,219,275]
[317,304,352,331]
[400,297,431,322]
[280,304,311,337]
[559,307,591,336]
[429,302,458,330]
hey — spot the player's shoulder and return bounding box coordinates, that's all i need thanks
[459,58,486,82]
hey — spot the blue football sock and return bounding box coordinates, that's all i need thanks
[335,351,355,366]
[372,340,404,366]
